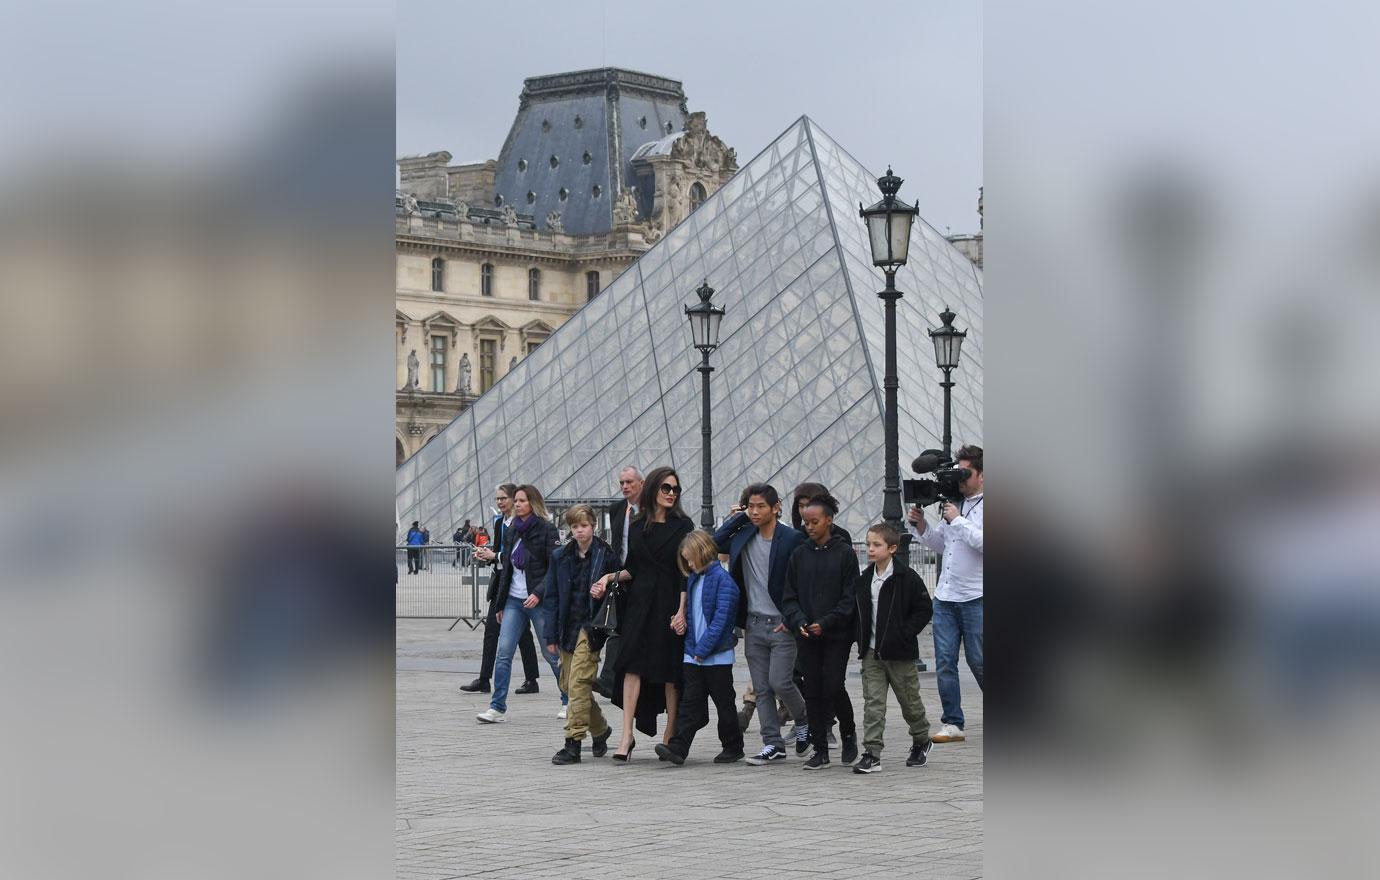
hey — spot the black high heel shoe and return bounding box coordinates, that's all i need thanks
[612,739,636,762]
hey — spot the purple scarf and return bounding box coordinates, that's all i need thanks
[509,513,536,569]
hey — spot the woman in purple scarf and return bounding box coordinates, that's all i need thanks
[476,485,565,723]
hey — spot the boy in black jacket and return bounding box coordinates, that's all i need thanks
[852,523,934,774]
[781,493,857,770]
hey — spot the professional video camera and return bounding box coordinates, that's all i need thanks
[903,449,972,507]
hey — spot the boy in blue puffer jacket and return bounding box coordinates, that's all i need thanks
[655,530,745,765]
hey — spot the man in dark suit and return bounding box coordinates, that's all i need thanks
[608,466,644,565]
[593,466,642,699]
[460,483,541,694]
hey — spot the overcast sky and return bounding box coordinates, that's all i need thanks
[397,0,982,235]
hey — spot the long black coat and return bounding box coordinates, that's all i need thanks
[611,514,692,735]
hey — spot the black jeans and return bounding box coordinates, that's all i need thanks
[797,637,852,752]
[792,665,854,735]
[479,590,539,684]
[668,663,743,759]
[406,547,420,574]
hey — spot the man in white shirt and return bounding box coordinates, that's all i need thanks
[907,445,983,743]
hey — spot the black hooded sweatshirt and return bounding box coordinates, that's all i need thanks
[781,533,857,642]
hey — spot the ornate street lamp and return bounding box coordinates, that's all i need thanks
[928,306,967,463]
[685,279,725,529]
[860,167,920,564]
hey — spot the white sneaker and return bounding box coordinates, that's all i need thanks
[931,723,965,742]
[476,708,506,724]
[557,706,567,719]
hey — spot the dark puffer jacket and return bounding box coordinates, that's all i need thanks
[543,536,619,654]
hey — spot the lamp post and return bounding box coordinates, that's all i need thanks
[928,307,967,464]
[860,168,919,566]
[685,279,725,529]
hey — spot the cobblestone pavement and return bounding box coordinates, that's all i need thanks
[398,618,983,879]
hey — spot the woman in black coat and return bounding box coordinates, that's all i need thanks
[591,466,693,760]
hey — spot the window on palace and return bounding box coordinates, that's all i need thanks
[586,270,600,301]
[528,268,541,301]
[481,263,493,296]
[431,257,444,292]
[429,334,447,392]
[689,182,707,212]
[479,339,496,392]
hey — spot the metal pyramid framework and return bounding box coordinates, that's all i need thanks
[395,116,983,539]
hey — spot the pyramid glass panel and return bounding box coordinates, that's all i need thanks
[397,117,982,540]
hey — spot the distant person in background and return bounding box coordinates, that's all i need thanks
[420,525,432,571]
[405,521,425,575]
[453,519,475,567]
[475,527,490,547]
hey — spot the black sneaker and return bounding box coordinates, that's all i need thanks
[802,751,830,770]
[458,679,490,693]
[853,753,882,774]
[514,680,539,695]
[795,726,810,756]
[552,739,581,765]
[906,740,933,767]
[654,743,685,765]
[713,748,745,764]
[840,732,858,765]
[591,728,612,758]
[745,745,787,765]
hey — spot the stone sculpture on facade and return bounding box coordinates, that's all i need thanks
[509,356,517,372]
[613,187,639,225]
[458,353,472,394]
[670,112,738,177]
[500,204,519,226]
[406,349,420,389]
[452,199,469,221]
[404,193,420,215]
[546,210,564,233]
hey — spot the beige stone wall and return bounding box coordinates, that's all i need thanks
[394,217,641,460]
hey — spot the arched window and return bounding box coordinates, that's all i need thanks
[586,270,600,301]
[528,268,541,301]
[431,257,444,292]
[689,182,707,212]
[481,263,493,297]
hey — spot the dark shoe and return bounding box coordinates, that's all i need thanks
[737,701,756,733]
[591,728,612,758]
[802,751,830,770]
[713,748,745,764]
[840,732,858,765]
[552,738,581,765]
[514,679,539,695]
[853,753,882,774]
[612,739,636,762]
[458,678,490,693]
[746,745,788,765]
[654,743,685,765]
[795,726,810,756]
[906,740,933,767]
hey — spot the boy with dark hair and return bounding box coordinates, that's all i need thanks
[852,523,934,773]
[714,482,809,764]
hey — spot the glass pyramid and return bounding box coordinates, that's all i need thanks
[395,116,983,540]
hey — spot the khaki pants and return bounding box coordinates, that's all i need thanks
[558,630,610,742]
[860,649,931,759]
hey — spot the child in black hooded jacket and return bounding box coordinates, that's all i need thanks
[781,493,856,770]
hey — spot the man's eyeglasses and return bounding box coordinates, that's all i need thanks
[658,483,681,496]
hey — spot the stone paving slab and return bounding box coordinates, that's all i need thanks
[397,618,983,879]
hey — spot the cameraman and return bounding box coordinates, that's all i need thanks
[906,444,983,744]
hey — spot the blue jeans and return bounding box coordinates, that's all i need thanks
[932,597,983,729]
[491,595,565,713]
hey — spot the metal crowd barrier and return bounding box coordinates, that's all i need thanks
[395,545,491,627]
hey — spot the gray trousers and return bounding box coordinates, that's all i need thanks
[744,613,807,749]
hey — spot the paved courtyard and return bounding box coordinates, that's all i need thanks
[397,618,983,879]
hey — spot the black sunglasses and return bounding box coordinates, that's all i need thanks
[658,482,681,495]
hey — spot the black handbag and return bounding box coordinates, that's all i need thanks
[591,584,620,635]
